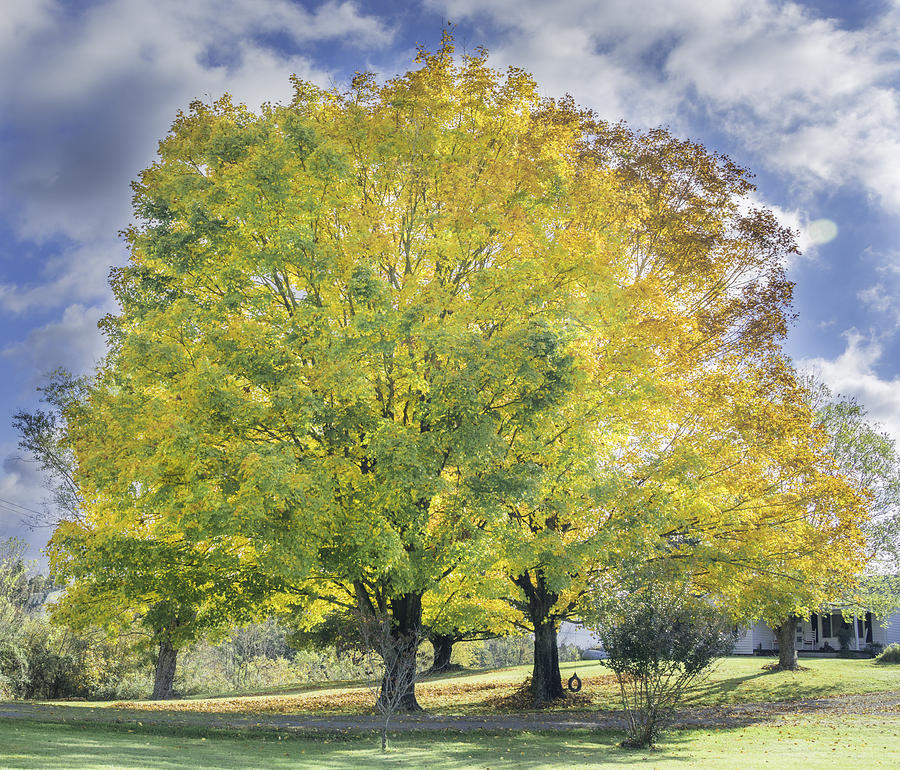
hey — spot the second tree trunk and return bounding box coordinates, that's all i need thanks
[429,633,455,673]
[532,619,564,702]
[775,617,799,670]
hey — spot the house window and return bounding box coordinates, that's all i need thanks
[822,614,832,637]
[857,617,864,636]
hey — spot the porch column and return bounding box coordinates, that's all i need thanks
[853,614,859,651]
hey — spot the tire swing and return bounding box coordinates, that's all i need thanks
[567,672,582,692]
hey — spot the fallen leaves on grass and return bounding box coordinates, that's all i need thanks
[111,689,377,715]
[110,674,621,715]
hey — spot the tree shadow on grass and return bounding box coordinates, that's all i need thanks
[684,666,836,707]
[2,721,702,770]
[317,730,699,769]
[683,669,774,703]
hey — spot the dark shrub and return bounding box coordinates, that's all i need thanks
[586,576,736,748]
[836,626,853,656]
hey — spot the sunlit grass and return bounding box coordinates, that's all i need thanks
[1,714,898,769]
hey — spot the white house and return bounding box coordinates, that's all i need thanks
[734,609,900,655]
[557,620,603,650]
[564,608,900,657]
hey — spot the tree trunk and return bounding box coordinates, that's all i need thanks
[152,640,178,699]
[429,633,455,673]
[379,644,420,712]
[377,592,423,713]
[774,617,799,670]
[514,569,565,704]
[532,618,565,703]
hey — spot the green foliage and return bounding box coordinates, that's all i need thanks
[450,635,581,669]
[0,599,150,701]
[1,540,156,701]
[9,622,90,700]
[0,608,93,700]
[813,385,900,565]
[453,635,534,669]
[0,538,30,604]
[287,610,368,658]
[1,540,98,700]
[0,598,28,694]
[175,619,372,696]
[17,373,279,693]
[175,644,371,697]
[874,643,900,664]
[801,379,900,624]
[48,519,282,692]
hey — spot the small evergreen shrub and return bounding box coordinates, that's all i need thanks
[875,643,900,664]
[836,626,853,655]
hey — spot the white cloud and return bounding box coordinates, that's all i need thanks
[431,0,900,213]
[2,304,108,384]
[800,330,900,446]
[856,248,900,330]
[1,0,392,105]
[858,284,896,319]
[0,0,56,52]
[0,237,119,314]
[0,0,395,246]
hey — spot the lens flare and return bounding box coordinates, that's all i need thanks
[807,219,838,245]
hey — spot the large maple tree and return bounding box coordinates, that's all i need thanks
[59,37,868,707]
[70,40,638,709]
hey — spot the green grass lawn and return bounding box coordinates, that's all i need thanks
[1,715,898,769]
[2,658,898,768]
[686,655,900,705]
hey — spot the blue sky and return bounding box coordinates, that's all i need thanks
[1,0,899,558]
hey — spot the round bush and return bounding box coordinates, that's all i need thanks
[874,643,900,664]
